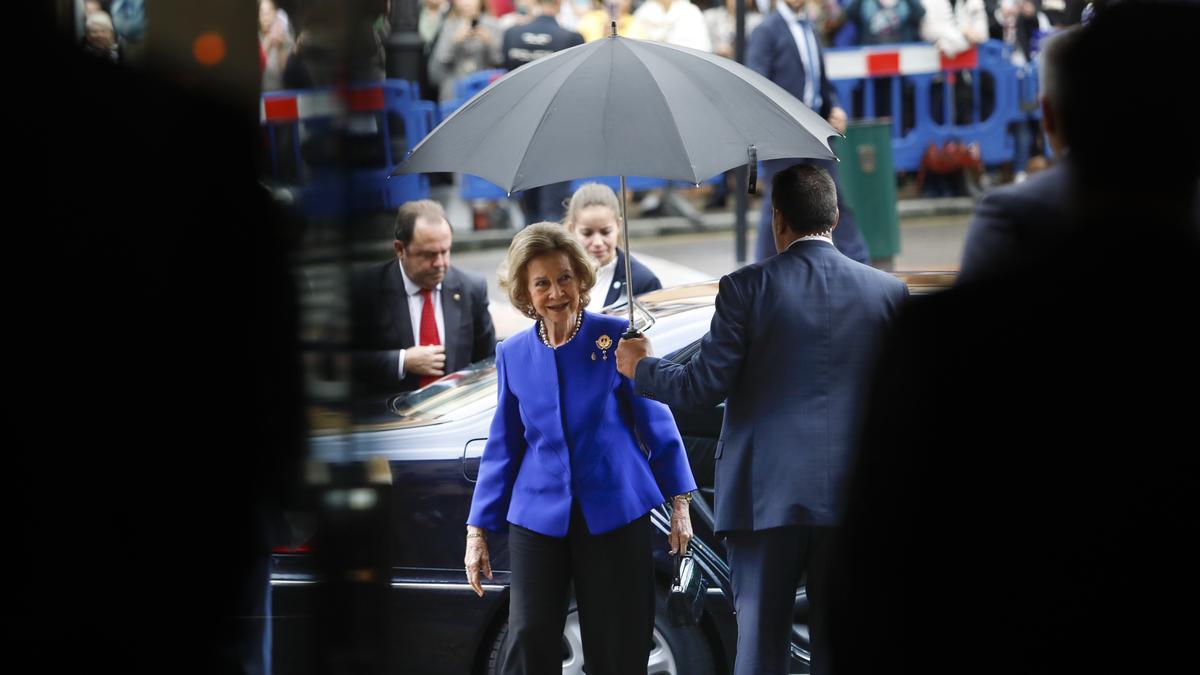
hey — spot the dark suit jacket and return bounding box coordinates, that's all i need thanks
[634,241,908,532]
[958,164,1075,284]
[602,249,663,307]
[501,15,583,72]
[350,261,496,394]
[747,11,839,119]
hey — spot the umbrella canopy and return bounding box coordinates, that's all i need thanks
[392,34,839,192]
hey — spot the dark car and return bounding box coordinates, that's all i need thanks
[272,274,955,675]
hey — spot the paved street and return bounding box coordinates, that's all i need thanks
[295,207,970,343]
[452,214,970,306]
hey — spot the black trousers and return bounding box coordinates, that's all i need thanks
[725,526,833,675]
[502,505,654,675]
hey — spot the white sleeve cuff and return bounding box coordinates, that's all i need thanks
[397,349,407,380]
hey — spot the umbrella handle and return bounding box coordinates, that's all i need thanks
[748,145,758,194]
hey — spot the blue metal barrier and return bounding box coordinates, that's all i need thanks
[826,40,1031,171]
[453,69,506,101]
[259,80,431,217]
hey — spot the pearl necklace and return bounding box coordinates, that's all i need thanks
[539,310,583,349]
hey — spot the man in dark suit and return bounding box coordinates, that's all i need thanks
[351,200,496,395]
[957,26,1079,284]
[617,164,908,675]
[748,0,871,265]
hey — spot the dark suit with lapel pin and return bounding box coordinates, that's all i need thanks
[350,260,495,395]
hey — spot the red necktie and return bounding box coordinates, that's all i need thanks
[418,288,441,388]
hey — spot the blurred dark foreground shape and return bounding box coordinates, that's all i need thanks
[828,3,1200,674]
[22,21,306,675]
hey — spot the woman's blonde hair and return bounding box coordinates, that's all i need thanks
[504,222,596,319]
[564,182,622,230]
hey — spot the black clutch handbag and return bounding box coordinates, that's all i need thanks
[667,550,708,626]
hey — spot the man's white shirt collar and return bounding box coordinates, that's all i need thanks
[787,234,834,250]
[776,3,821,109]
[399,261,443,296]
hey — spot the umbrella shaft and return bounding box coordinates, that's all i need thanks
[620,176,637,334]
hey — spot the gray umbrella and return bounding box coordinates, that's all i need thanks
[393,32,839,332]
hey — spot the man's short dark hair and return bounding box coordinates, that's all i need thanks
[394,199,451,246]
[771,164,838,236]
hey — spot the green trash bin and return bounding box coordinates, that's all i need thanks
[836,119,900,265]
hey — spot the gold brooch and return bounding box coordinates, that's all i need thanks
[595,334,612,361]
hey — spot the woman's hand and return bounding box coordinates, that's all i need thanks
[464,526,493,597]
[668,494,694,556]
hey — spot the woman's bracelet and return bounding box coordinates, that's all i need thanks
[673,492,693,504]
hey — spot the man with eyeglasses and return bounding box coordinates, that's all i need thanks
[351,199,496,395]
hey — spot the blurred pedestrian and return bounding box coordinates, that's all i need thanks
[748,0,872,264]
[82,10,121,63]
[564,182,662,309]
[350,200,496,394]
[502,0,583,225]
[428,0,503,102]
[635,0,713,50]
[258,0,294,92]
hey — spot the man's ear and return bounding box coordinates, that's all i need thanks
[772,208,787,236]
[1040,96,1057,137]
[394,240,404,258]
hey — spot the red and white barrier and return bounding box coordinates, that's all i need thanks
[260,86,388,124]
[825,44,978,80]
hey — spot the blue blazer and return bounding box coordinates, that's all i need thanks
[748,11,839,118]
[634,241,908,532]
[468,311,697,537]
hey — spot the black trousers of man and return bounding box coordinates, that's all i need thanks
[501,504,654,675]
[725,525,833,675]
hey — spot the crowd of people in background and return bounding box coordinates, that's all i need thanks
[75,0,145,65]
[73,0,1096,223]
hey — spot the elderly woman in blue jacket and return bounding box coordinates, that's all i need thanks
[464,223,697,675]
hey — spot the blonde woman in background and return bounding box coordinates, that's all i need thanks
[564,183,662,310]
